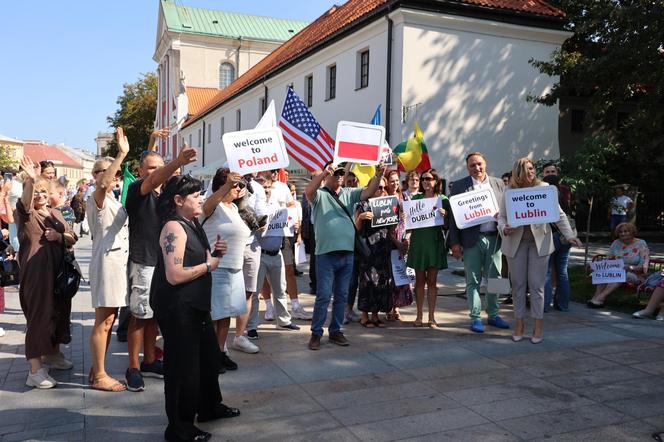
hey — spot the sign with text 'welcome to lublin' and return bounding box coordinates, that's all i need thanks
[505,186,560,227]
[223,127,290,175]
[590,259,627,284]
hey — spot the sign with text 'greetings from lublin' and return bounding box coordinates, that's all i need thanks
[505,186,560,227]
[449,188,499,229]
[223,127,289,175]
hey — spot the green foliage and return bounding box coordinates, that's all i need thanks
[106,72,157,171]
[0,145,18,170]
[529,0,664,189]
[568,265,641,314]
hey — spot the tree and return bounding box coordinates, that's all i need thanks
[105,72,158,171]
[529,0,664,189]
[0,145,19,170]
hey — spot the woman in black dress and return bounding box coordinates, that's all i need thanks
[151,175,240,442]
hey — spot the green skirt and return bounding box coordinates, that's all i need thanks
[406,226,447,271]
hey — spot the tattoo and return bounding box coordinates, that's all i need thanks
[164,232,177,254]
[173,257,183,265]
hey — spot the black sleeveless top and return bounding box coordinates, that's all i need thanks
[150,217,212,314]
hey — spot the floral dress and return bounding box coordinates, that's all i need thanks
[391,203,413,307]
[609,238,649,283]
[356,201,393,313]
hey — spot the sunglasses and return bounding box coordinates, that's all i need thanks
[333,170,346,177]
[377,186,386,190]
[233,182,246,190]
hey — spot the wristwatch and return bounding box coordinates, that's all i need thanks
[206,261,211,273]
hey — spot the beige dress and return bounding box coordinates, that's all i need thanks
[87,193,129,308]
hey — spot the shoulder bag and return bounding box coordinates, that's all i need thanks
[320,187,371,258]
[54,240,82,302]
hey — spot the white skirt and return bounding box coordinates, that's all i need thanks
[211,267,247,320]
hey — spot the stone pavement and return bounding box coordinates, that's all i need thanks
[2,237,664,441]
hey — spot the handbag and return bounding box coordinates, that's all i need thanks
[486,233,511,295]
[54,242,82,302]
[320,187,371,258]
[0,258,19,287]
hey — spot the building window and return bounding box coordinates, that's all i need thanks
[207,124,211,143]
[219,62,235,89]
[571,109,585,133]
[197,129,202,147]
[188,133,192,147]
[259,97,266,116]
[326,64,336,100]
[236,109,242,131]
[305,75,313,107]
[357,49,369,89]
[220,117,225,138]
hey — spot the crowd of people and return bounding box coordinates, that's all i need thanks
[2,127,664,441]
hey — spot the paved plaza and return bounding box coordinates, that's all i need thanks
[2,237,664,441]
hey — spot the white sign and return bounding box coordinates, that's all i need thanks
[505,186,560,227]
[379,142,393,165]
[403,197,445,230]
[391,250,415,286]
[223,127,290,175]
[264,208,295,237]
[449,188,499,229]
[334,121,385,165]
[295,241,308,265]
[591,259,627,284]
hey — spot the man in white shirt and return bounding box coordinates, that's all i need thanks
[609,184,634,233]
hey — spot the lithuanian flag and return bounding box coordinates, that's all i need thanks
[393,122,431,173]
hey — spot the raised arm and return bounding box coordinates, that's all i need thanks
[360,164,386,201]
[93,127,129,209]
[305,167,331,203]
[201,172,242,217]
[160,221,220,285]
[140,142,197,196]
[19,156,40,210]
[0,179,14,224]
[147,128,170,152]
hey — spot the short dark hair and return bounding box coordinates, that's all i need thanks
[465,152,486,163]
[157,174,202,220]
[39,160,55,169]
[542,161,557,170]
[418,168,443,194]
[211,168,231,193]
[501,172,512,179]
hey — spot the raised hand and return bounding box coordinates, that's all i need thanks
[116,127,130,156]
[324,164,336,176]
[177,143,197,166]
[20,155,39,181]
[151,127,170,140]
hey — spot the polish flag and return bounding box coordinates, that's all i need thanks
[334,121,385,165]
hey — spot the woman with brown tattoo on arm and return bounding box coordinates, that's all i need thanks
[151,174,239,442]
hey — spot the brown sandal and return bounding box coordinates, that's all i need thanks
[360,319,375,328]
[90,375,127,392]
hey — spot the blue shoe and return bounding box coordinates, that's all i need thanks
[470,319,485,333]
[487,315,510,329]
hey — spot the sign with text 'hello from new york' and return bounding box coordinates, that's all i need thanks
[449,188,499,229]
[223,127,290,175]
[505,186,560,227]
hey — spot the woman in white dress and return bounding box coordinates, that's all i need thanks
[201,169,252,368]
[87,128,130,392]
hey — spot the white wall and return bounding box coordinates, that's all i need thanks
[397,9,569,183]
[182,19,390,176]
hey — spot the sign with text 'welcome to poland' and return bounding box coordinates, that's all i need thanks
[333,121,384,165]
[223,127,290,175]
[505,186,560,227]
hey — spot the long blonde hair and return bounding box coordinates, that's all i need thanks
[509,157,540,188]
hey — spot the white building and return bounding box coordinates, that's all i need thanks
[94,132,113,158]
[152,0,308,160]
[174,0,571,182]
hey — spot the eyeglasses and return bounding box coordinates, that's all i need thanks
[233,182,246,190]
[421,177,435,182]
[93,169,122,178]
[377,186,386,190]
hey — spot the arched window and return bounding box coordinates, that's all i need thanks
[219,62,235,89]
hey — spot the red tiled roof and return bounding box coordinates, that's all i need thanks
[186,87,224,117]
[183,0,565,128]
[23,143,81,168]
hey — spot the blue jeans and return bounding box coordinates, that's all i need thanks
[311,251,354,337]
[544,232,572,311]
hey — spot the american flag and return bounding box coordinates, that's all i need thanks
[279,86,334,172]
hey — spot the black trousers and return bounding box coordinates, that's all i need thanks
[157,306,222,439]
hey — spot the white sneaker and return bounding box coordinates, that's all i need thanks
[291,305,313,320]
[42,352,73,370]
[232,335,260,354]
[264,303,275,321]
[26,368,57,389]
[0,327,5,337]
[657,313,664,321]
[633,310,654,319]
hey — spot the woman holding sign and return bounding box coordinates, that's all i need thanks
[407,169,450,328]
[354,177,393,327]
[498,158,581,343]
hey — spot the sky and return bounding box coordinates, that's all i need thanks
[0,0,336,152]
